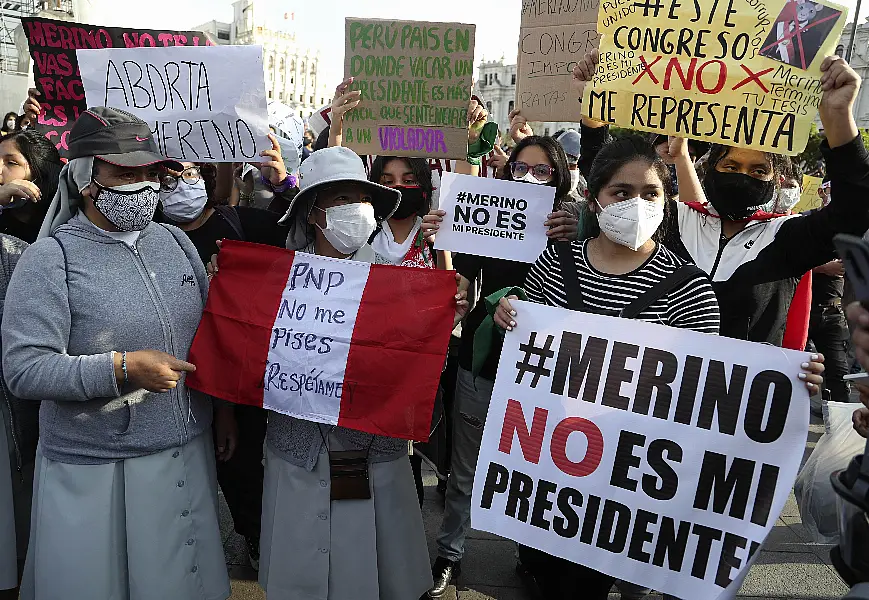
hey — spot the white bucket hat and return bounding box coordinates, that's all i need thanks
[278,146,401,249]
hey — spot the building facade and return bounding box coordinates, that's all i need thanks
[196,0,329,120]
[473,57,578,141]
[839,19,869,129]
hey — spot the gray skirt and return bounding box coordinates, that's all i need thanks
[20,432,230,600]
[0,408,15,590]
[259,444,433,599]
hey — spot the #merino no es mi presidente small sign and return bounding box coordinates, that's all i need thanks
[343,18,476,160]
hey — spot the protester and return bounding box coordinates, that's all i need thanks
[808,255,850,402]
[425,135,580,598]
[0,130,62,243]
[224,145,466,599]
[493,134,718,599]
[161,137,291,265]
[369,155,436,268]
[775,159,803,214]
[493,135,826,600]
[554,129,586,201]
[0,113,17,137]
[158,137,291,571]
[0,233,32,600]
[573,51,869,347]
[13,115,30,132]
[1,107,231,600]
[368,154,439,505]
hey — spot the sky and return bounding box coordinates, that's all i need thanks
[80,0,523,88]
[84,0,869,88]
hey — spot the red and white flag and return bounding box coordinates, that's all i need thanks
[187,241,456,441]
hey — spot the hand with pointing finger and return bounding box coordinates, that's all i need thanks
[117,349,197,393]
[260,133,288,186]
[571,49,600,102]
[329,77,362,148]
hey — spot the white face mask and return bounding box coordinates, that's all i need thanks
[315,202,377,254]
[775,186,801,213]
[5,119,15,129]
[517,172,549,185]
[93,180,160,232]
[569,169,581,192]
[161,180,209,223]
[596,196,664,251]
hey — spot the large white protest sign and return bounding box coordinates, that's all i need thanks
[77,45,269,162]
[434,172,552,263]
[471,302,810,599]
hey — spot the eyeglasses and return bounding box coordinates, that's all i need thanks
[160,166,202,192]
[510,161,555,182]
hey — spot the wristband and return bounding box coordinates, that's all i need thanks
[262,174,293,194]
[122,351,128,388]
[465,155,482,166]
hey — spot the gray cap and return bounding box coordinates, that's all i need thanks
[555,129,581,160]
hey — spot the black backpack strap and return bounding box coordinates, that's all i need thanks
[555,242,586,312]
[620,264,705,320]
[367,222,383,245]
[214,205,245,241]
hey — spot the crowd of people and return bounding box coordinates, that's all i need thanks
[0,46,867,600]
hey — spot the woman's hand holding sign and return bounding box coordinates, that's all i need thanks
[571,49,600,104]
[329,77,362,149]
[453,273,469,328]
[545,211,578,241]
[260,134,288,186]
[422,209,446,244]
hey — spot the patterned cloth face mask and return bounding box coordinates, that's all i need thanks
[92,180,160,232]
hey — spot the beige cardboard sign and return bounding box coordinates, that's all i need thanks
[516,0,602,122]
[343,18,475,159]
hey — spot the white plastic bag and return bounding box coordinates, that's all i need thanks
[794,401,866,544]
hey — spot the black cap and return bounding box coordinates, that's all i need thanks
[67,107,182,170]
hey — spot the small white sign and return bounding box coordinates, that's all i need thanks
[434,172,553,263]
[472,301,811,599]
[77,44,269,162]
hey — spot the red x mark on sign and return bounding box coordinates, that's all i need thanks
[732,64,773,93]
[632,55,662,85]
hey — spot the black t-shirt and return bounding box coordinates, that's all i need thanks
[453,252,532,381]
[812,272,844,306]
[181,206,288,266]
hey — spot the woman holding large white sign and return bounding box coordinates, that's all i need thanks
[494,137,826,598]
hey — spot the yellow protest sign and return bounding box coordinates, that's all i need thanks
[582,0,847,155]
[793,174,823,212]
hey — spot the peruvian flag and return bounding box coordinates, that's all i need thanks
[187,240,456,441]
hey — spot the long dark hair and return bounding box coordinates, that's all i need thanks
[1,112,17,134]
[2,130,62,202]
[501,136,572,204]
[369,156,434,216]
[581,135,673,242]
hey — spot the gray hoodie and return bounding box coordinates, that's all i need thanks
[1,218,211,465]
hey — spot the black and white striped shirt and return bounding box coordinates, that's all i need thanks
[525,240,720,335]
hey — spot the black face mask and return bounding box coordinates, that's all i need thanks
[703,170,775,221]
[390,185,428,220]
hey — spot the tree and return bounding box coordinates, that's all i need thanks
[793,123,824,172]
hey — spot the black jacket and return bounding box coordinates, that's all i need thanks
[580,124,869,345]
